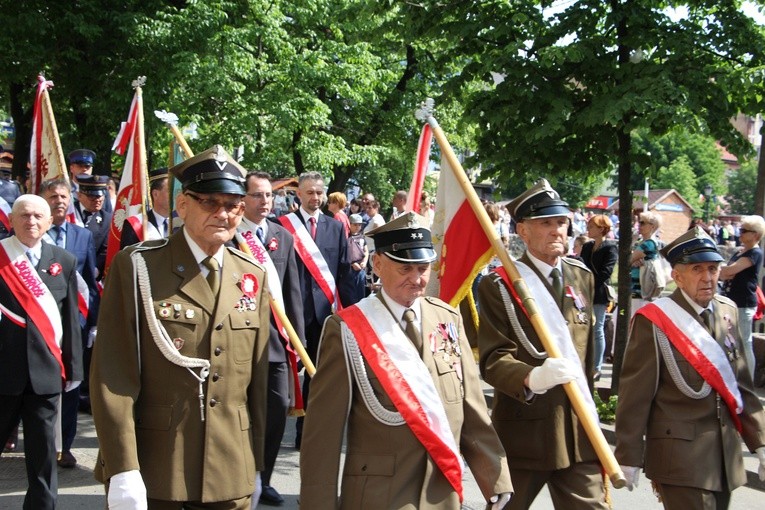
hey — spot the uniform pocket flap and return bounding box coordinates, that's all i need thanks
[136,405,172,431]
[238,406,251,431]
[433,356,456,375]
[229,312,260,330]
[647,421,695,441]
[344,454,395,476]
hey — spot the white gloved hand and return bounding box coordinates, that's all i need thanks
[250,471,262,509]
[621,465,641,491]
[489,492,512,509]
[756,446,765,482]
[527,357,579,394]
[64,380,81,392]
[88,327,98,348]
[107,470,147,510]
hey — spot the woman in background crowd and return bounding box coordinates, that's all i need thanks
[581,215,618,380]
[720,214,765,379]
[327,191,350,236]
[630,211,662,307]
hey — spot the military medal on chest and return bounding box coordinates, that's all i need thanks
[236,273,259,312]
[722,313,738,361]
[566,285,589,324]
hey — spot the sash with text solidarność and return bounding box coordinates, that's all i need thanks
[0,237,65,379]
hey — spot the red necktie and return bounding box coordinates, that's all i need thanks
[309,217,317,239]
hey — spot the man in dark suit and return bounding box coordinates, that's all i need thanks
[237,171,305,505]
[90,145,270,509]
[72,175,112,279]
[0,194,82,510]
[478,180,606,509]
[120,168,171,248]
[40,178,100,468]
[615,227,765,508]
[278,171,350,449]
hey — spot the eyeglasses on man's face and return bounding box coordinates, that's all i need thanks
[185,192,245,214]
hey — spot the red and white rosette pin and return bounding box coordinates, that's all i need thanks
[240,273,259,298]
[48,263,62,276]
[268,237,279,251]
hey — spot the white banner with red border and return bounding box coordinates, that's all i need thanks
[278,213,337,309]
[339,297,464,500]
[0,237,65,379]
[637,298,744,431]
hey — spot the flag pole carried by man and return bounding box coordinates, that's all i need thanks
[416,98,625,488]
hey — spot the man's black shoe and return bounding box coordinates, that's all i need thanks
[260,485,285,506]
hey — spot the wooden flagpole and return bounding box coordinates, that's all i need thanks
[416,99,626,488]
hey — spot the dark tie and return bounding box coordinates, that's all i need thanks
[256,226,266,245]
[550,267,563,305]
[52,225,64,247]
[202,256,220,296]
[162,219,168,237]
[309,217,317,239]
[402,308,421,351]
[701,309,713,334]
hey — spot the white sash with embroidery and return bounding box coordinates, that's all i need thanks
[236,227,284,308]
[514,260,599,423]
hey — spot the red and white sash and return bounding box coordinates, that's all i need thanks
[278,213,338,310]
[0,237,65,379]
[495,263,599,423]
[75,271,90,319]
[235,228,303,412]
[339,297,464,500]
[637,298,744,431]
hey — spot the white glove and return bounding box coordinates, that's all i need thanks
[88,327,98,348]
[250,472,262,509]
[621,465,641,491]
[489,492,512,509]
[527,357,579,394]
[107,470,147,510]
[64,380,81,392]
[757,446,765,482]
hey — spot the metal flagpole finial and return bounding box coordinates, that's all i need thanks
[132,76,147,89]
[154,110,180,126]
[414,98,435,122]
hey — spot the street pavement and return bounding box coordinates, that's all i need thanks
[2,364,764,509]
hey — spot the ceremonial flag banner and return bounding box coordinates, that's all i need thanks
[105,87,147,271]
[0,197,10,232]
[29,75,67,194]
[428,155,493,307]
[405,123,432,213]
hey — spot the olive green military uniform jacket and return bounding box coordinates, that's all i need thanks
[90,231,270,502]
[477,254,597,470]
[300,294,513,509]
[615,290,765,492]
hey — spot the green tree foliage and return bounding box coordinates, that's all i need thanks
[727,159,758,214]
[630,128,727,204]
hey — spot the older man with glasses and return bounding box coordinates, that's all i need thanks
[90,145,270,510]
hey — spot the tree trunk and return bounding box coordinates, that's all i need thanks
[8,82,31,182]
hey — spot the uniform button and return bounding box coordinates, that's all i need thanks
[665,429,671,435]
[210,399,218,407]
[212,372,220,382]
[361,465,367,471]
[215,323,224,331]
[245,319,251,325]
[214,347,222,356]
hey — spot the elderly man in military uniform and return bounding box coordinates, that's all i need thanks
[90,145,270,509]
[477,180,607,509]
[300,212,513,509]
[615,227,765,509]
